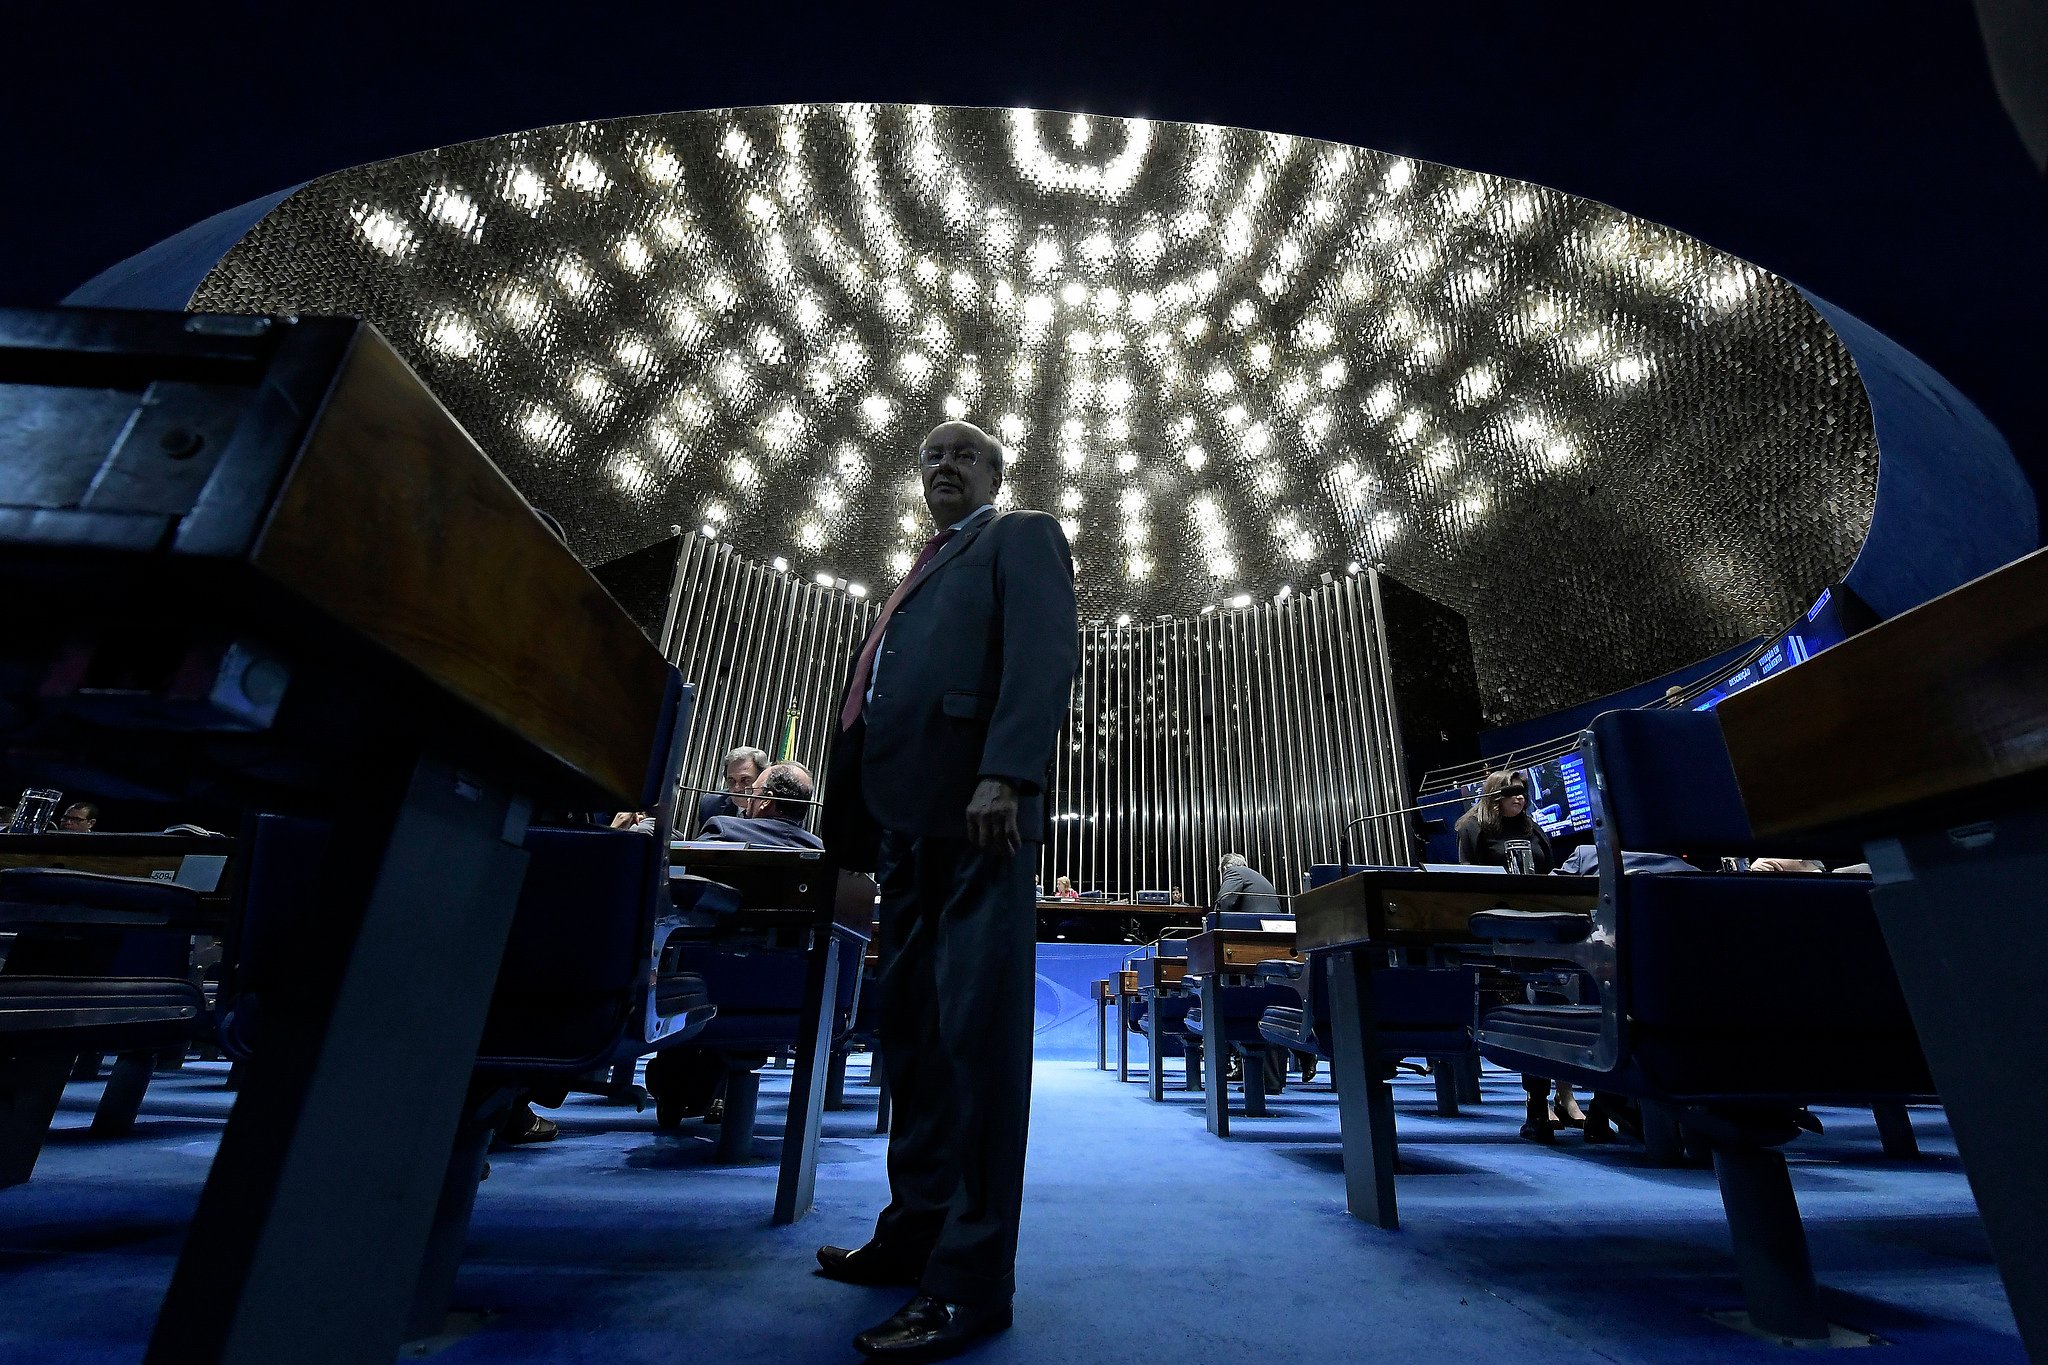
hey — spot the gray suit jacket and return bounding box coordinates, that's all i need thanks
[1213,864,1281,917]
[699,813,824,851]
[694,790,740,834]
[823,507,1078,867]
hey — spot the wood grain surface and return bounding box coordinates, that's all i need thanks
[251,328,670,807]
[1186,929,1297,976]
[1719,547,2048,837]
[1294,869,1597,952]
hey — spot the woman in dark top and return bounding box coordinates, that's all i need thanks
[1455,769,1581,1138]
[1455,770,1555,875]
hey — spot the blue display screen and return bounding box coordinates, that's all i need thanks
[1524,751,1594,834]
[1690,587,1852,712]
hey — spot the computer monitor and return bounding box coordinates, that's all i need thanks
[1522,751,1594,835]
[1689,584,1868,711]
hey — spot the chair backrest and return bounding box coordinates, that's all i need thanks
[1585,709,1858,861]
[1206,911,1293,931]
[1542,707,1868,1075]
[495,675,693,1049]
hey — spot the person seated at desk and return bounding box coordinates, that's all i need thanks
[1455,770,1554,874]
[643,762,822,1127]
[1554,844,1697,875]
[56,801,98,833]
[1749,856,1826,873]
[1051,875,1079,902]
[1214,853,1279,917]
[1458,772,1579,1135]
[694,745,770,834]
[699,762,823,850]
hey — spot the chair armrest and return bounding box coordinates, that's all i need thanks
[0,903,188,930]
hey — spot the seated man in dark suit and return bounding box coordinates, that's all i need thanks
[699,762,824,850]
[1213,852,1280,919]
[694,745,770,833]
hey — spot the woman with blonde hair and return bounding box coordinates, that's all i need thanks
[1454,770,1554,875]
[1456,769,1580,1139]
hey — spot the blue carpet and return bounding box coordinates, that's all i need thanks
[0,1053,2021,1363]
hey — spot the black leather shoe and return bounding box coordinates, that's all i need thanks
[854,1294,1011,1361]
[816,1243,924,1287]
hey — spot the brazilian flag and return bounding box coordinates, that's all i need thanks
[776,701,801,763]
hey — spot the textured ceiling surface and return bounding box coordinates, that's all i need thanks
[193,104,1877,723]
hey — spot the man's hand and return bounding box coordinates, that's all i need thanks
[965,778,1022,857]
[609,810,647,830]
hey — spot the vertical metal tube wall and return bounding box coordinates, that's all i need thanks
[661,535,1412,902]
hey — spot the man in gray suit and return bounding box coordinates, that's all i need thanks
[698,761,824,851]
[818,420,1078,1362]
[694,745,768,834]
[1213,852,1281,920]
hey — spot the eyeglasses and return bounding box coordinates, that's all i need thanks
[919,446,984,470]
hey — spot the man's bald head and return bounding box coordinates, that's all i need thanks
[918,420,1004,526]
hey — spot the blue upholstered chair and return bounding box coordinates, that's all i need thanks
[1471,708,1932,1342]
[0,868,211,1184]
[219,670,712,1340]
[657,914,867,1159]
[1179,918,1301,1119]
[1255,956,1476,1115]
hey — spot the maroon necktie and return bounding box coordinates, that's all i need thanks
[839,528,956,730]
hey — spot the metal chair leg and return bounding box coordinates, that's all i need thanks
[0,1054,73,1187]
[1712,1144,1829,1341]
[1431,1060,1460,1117]
[92,1052,157,1135]
[1873,1103,1919,1159]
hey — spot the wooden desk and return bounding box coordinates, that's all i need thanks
[0,833,232,890]
[1181,929,1298,1129]
[0,308,670,1365]
[1184,928,1297,977]
[1719,547,2048,1358]
[1036,900,1203,942]
[1291,869,1596,953]
[1287,869,1594,1225]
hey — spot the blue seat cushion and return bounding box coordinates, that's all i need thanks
[1184,984,1301,1043]
[655,971,708,1016]
[1258,1004,1317,1054]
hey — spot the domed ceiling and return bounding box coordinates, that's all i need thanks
[191,104,1878,723]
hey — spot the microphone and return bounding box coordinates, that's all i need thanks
[1342,800,1435,866]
